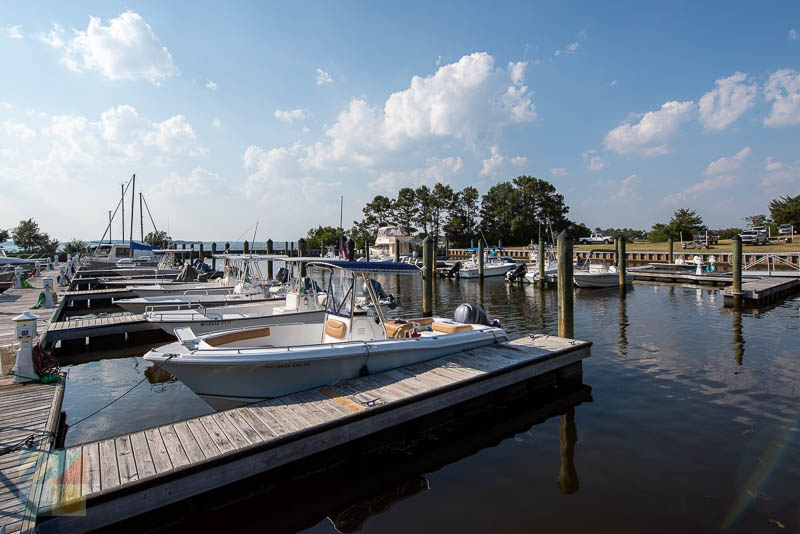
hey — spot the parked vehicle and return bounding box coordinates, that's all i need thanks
[692,230,719,245]
[578,233,615,245]
[778,224,793,235]
[739,230,768,245]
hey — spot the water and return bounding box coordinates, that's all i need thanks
[59,276,800,533]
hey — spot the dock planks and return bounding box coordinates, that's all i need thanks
[0,272,61,350]
[41,314,161,345]
[0,375,64,534]
[35,334,589,533]
[723,276,800,305]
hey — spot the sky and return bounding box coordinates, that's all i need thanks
[0,1,799,242]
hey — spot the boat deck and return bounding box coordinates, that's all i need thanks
[0,272,60,350]
[723,276,800,305]
[34,334,590,533]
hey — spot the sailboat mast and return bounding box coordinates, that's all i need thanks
[121,183,125,242]
[130,174,136,247]
[140,192,144,241]
[109,211,112,243]
[338,195,343,257]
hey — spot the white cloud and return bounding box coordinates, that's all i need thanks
[511,156,528,167]
[435,55,442,67]
[2,121,36,140]
[761,161,800,189]
[274,108,309,123]
[150,168,223,196]
[608,80,617,87]
[205,80,217,91]
[554,42,579,56]
[764,157,783,172]
[582,149,606,171]
[604,100,695,156]
[608,174,639,203]
[316,68,333,85]
[1,102,13,110]
[764,69,800,127]
[212,118,222,129]
[665,175,737,204]
[551,167,566,176]
[42,104,204,165]
[39,23,64,47]
[59,11,179,85]
[4,25,23,39]
[369,156,463,191]
[698,72,756,130]
[705,146,751,176]
[480,146,504,177]
[789,28,798,41]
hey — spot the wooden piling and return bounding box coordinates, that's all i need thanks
[394,238,400,263]
[211,243,217,270]
[478,241,484,280]
[190,243,195,262]
[668,237,674,264]
[732,235,742,296]
[224,242,230,254]
[538,239,545,282]
[198,243,204,266]
[298,238,307,277]
[266,239,274,279]
[347,238,355,261]
[365,239,370,262]
[557,230,574,339]
[422,237,433,317]
[617,236,626,287]
[180,243,185,263]
[243,240,249,255]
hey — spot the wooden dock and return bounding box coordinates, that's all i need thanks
[0,375,65,534]
[723,276,800,305]
[0,273,60,350]
[60,288,136,303]
[42,314,163,349]
[33,334,589,533]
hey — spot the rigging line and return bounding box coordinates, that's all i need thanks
[141,194,160,235]
[98,176,134,244]
[234,222,258,243]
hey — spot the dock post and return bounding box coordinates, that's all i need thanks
[298,238,307,277]
[198,243,204,266]
[557,230,574,339]
[444,237,449,260]
[471,239,476,249]
[538,239,545,282]
[190,243,195,263]
[668,237,674,264]
[394,238,400,263]
[347,238,355,261]
[478,241,484,280]
[181,243,186,264]
[243,240,249,255]
[365,238,370,262]
[732,235,742,298]
[618,236,626,287]
[422,236,433,317]
[266,239,274,279]
[224,242,230,254]
[211,243,217,270]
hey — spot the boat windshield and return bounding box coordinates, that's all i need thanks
[324,269,354,318]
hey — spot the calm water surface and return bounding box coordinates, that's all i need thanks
[60,276,800,533]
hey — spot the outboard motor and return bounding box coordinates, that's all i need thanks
[447,261,462,278]
[363,279,397,309]
[505,263,527,282]
[454,303,501,328]
[275,267,289,284]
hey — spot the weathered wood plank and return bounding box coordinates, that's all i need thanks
[197,416,235,454]
[114,435,138,484]
[210,412,250,449]
[159,426,189,469]
[143,428,173,474]
[98,439,120,490]
[83,442,101,494]
[173,422,205,463]
[185,419,221,458]
[223,411,262,444]
[128,432,156,479]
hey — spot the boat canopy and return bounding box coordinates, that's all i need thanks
[307,260,421,274]
[211,254,289,260]
[464,246,505,251]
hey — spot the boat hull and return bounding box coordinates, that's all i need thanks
[114,294,283,314]
[458,263,516,278]
[147,327,508,410]
[573,272,634,288]
[149,308,326,336]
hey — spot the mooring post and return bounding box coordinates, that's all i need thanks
[618,236,627,287]
[422,236,433,317]
[266,239,274,279]
[199,242,204,264]
[538,239,545,283]
[347,238,355,261]
[732,234,742,297]
[558,407,579,494]
[189,243,195,263]
[668,236,674,264]
[224,242,230,254]
[444,237,449,259]
[471,239,476,249]
[298,238,307,277]
[211,242,217,270]
[478,241,484,280]
[394,238,400,263]
[557,230,574,339]
[365,239,370,262]
[181,243,186,263]
[243,240,249,255]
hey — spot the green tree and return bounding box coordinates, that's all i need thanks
[64,239,87,255]
[743,214,769,229]
[480,182,518,245]
[444,186,480,247]
[0,229,9,243]
[648,208,704,241]
[144,230,171,248]
[305,225,340,250]
[769,194,800,229]
[429,183,454,249]
[12,219,57,253]
[414,185,433,236]
[349,219,373,253]
[719,228,743,240]
[362,195,393,229]
[392,187,418,235]
[510,175,569,243]
[568,222,592,239]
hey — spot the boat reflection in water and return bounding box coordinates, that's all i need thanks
[116,383,591,533]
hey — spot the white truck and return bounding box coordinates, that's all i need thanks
[578,233,615,245]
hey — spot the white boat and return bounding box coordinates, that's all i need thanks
[573,251,633,288]
[144,260,507,410]
[0,248,35,267]
[458,249,516,278]
[82,241,161,268]
[369,226,416,261]
[518,247,558,283]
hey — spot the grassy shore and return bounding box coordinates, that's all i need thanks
[504,239,800,253]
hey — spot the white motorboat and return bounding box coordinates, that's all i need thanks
[144,260,507,410]
[0,248,35,267]
[573,251,633,288]
[369,226,416,261]
[458,249,516,278]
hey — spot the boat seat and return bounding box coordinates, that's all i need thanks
[384,320,415,339]
[205,327,271,347]
[325,319,347,339]
[431,322,473,334]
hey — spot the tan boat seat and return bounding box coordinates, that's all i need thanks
[384,320,415,339]
[431,322,473,334]
[205,327,270,347]
[325,319,347,339]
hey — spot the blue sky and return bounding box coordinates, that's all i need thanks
[0,1,798,241]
